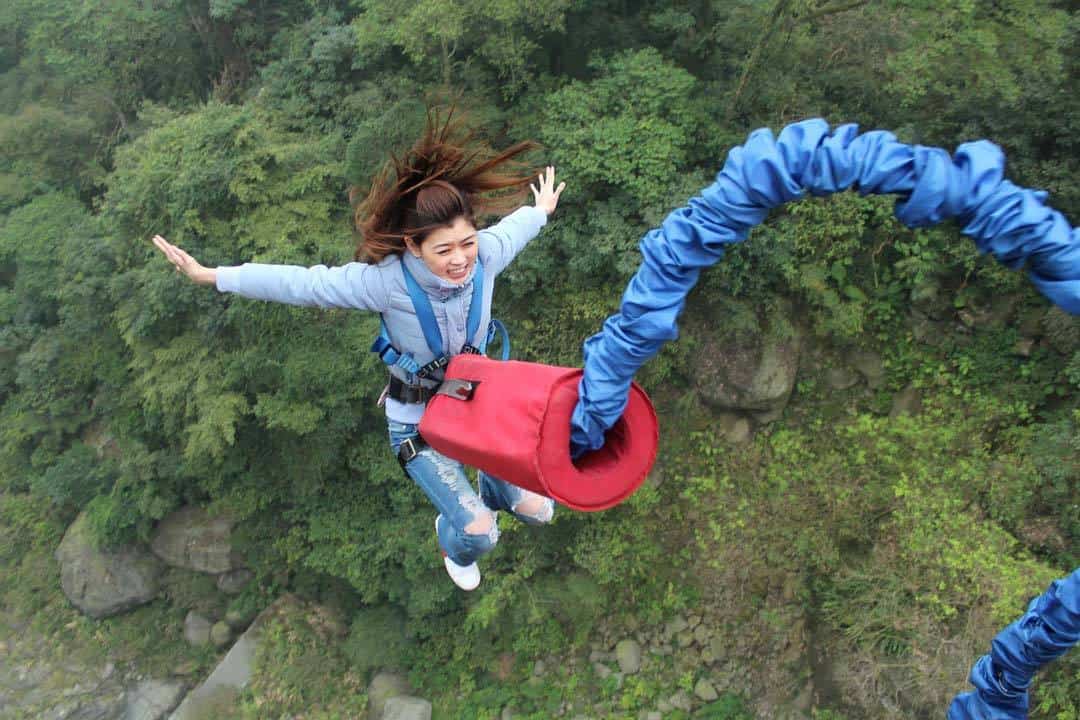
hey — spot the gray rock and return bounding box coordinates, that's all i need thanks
[369,671,410,718]
[533,660,546,676]
[669,689,693,712]
[692,303,803,415]
[615,639,642,675]
[56,513,163,619]
[693,624,710,645]
[694,678,719,702]
[594,662,612,679]
[56,691,129,720]
[716,412,752,444]
[850,350,885,389]
[824,365,860,391]
[216,569,253,595]
[889,385,923,418]
[664,617,688,640]
[183,612,211,647]
[382,696,432,720]
[502,706,515,720]
[125,679,186,720]
[151,506,238,574]
[224,607,254,630]
[210,621,232,649]
[1013,338,1035,357]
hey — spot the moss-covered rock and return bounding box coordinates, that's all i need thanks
[55,512,163,619]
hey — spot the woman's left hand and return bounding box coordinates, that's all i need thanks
[531,166,566,217]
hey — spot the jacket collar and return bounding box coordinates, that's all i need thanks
[401,252,476,300]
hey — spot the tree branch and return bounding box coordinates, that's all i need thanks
[728,0,794,120]
[801,0,869,23]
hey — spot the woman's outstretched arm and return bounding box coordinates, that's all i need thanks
[153,234,216,285]
[480,166,565,276]
[151,234,393,312]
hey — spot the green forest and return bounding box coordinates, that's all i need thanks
[0,1,1077,718]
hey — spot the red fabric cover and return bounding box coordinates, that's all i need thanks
[418,354,658,512]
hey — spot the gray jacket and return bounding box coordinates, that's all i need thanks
[215,206,548,423]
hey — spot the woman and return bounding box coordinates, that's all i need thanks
[152,111,565,590]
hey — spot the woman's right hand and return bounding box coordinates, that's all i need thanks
[152,235,216,286]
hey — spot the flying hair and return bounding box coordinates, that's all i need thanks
[351,107,539,263]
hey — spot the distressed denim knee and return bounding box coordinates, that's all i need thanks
[389,421,501,566]
[478,471,556,526]
[456,509,499,554]
[513,494,555,525]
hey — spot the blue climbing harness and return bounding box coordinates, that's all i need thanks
[370,257,510,384]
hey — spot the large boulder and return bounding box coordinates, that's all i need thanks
[369,671,411,718]
[125,679,187,720]
[615,639,642,675]
[382,696,432,720]
[56,513,163,619]
[151,506,240,574]
[691,301,804,418]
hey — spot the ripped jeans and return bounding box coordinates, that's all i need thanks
[388,421,555,566]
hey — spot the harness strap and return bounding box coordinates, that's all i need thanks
[396,434,428,470]
[401,258,487,362]
[486,318,511,361]
[386,375,438,405]
[370,258,491,380]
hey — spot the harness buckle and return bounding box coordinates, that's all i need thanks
[397,435,427,470]
[435,379,479,401]
[418,355,450,378]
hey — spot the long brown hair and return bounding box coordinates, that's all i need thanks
[351,107,538,262]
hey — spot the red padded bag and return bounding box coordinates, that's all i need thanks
[418,354,658,512]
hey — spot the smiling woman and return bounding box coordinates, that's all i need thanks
[150,107,565,591]
[406,213,478,283]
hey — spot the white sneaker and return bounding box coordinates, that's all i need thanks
[443,555,481,591]
[436,515,481,591]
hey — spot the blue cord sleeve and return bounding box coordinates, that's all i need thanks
[948,569,1080,720]
[570,119,1080,456]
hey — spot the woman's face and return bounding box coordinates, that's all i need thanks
[406,216,479,284]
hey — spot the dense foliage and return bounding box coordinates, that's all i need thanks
[0,1,1076,717]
